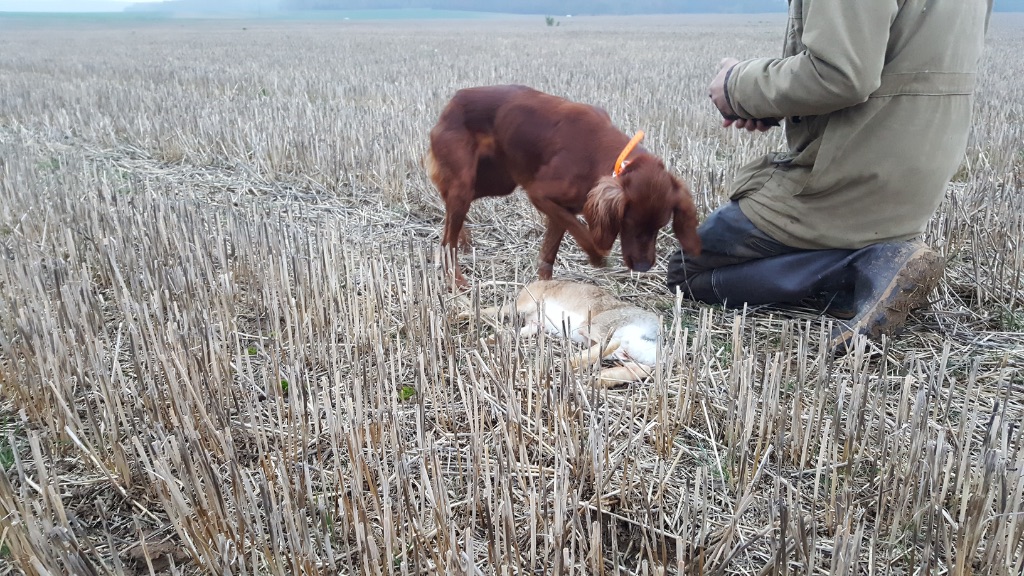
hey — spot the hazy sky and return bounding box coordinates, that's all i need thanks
[0,0,162,11]
[3,0,1018,13]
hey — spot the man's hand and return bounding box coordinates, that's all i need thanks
[709,57,740,118]
[709,57,779,132]
[723,117,779,132]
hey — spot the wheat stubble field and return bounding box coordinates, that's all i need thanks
[0,12,1022,575]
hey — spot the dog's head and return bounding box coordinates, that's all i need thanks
[583,155,702,273]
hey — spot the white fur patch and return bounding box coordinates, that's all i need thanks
[529,300,590,343]
[610,323,659,366]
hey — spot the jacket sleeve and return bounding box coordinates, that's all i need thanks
[726,0,900,119]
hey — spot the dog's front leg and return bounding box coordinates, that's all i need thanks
[561,216,608,268]
[545,204,607,267]
[538,222,567,280]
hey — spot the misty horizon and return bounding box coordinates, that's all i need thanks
[2,0,1021,14]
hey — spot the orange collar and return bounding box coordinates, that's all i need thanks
[613,130,645,177]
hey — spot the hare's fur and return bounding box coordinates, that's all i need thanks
[513,280,661,386]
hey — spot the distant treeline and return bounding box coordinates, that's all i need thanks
[280,0,1024,13]
[126,0,280,12]
[126,0,1024,14]
[281,0,789,14]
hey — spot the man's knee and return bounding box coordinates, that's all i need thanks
[666,201,796,305]
[666,263,718,304]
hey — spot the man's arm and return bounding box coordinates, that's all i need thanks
[726,0,901,120]
[709,57,778,131]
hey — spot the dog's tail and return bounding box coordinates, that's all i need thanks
[422,147,440,183]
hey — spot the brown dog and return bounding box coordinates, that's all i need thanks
[425,85,701,288]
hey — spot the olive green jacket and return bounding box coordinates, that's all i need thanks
[725,0,992,249]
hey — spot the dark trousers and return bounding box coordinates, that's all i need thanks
[666,202,911,318]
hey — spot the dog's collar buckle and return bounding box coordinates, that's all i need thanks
[613,130,645,177]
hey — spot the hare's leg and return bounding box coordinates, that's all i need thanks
[597,361,653,388]
[456,304,509,323]
[570,339,621,369]
[519,318,543,338]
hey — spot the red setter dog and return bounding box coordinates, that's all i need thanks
[425,85,701,288]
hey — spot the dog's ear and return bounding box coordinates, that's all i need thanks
[671,177,702,256]
[584,176,626,252]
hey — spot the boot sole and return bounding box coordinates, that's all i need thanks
[831,246,944,351]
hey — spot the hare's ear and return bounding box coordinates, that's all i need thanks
[584,176,626,252]
[671,177,702,256]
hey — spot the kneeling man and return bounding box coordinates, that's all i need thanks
[667,0,992,351]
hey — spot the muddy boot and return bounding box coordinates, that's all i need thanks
[829,241,944,354]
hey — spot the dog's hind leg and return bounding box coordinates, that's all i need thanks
[474,155,517,199]
[455,155,516,251]
[427,136,477,289]
[438,202,471,289]
[430,149,475,250]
